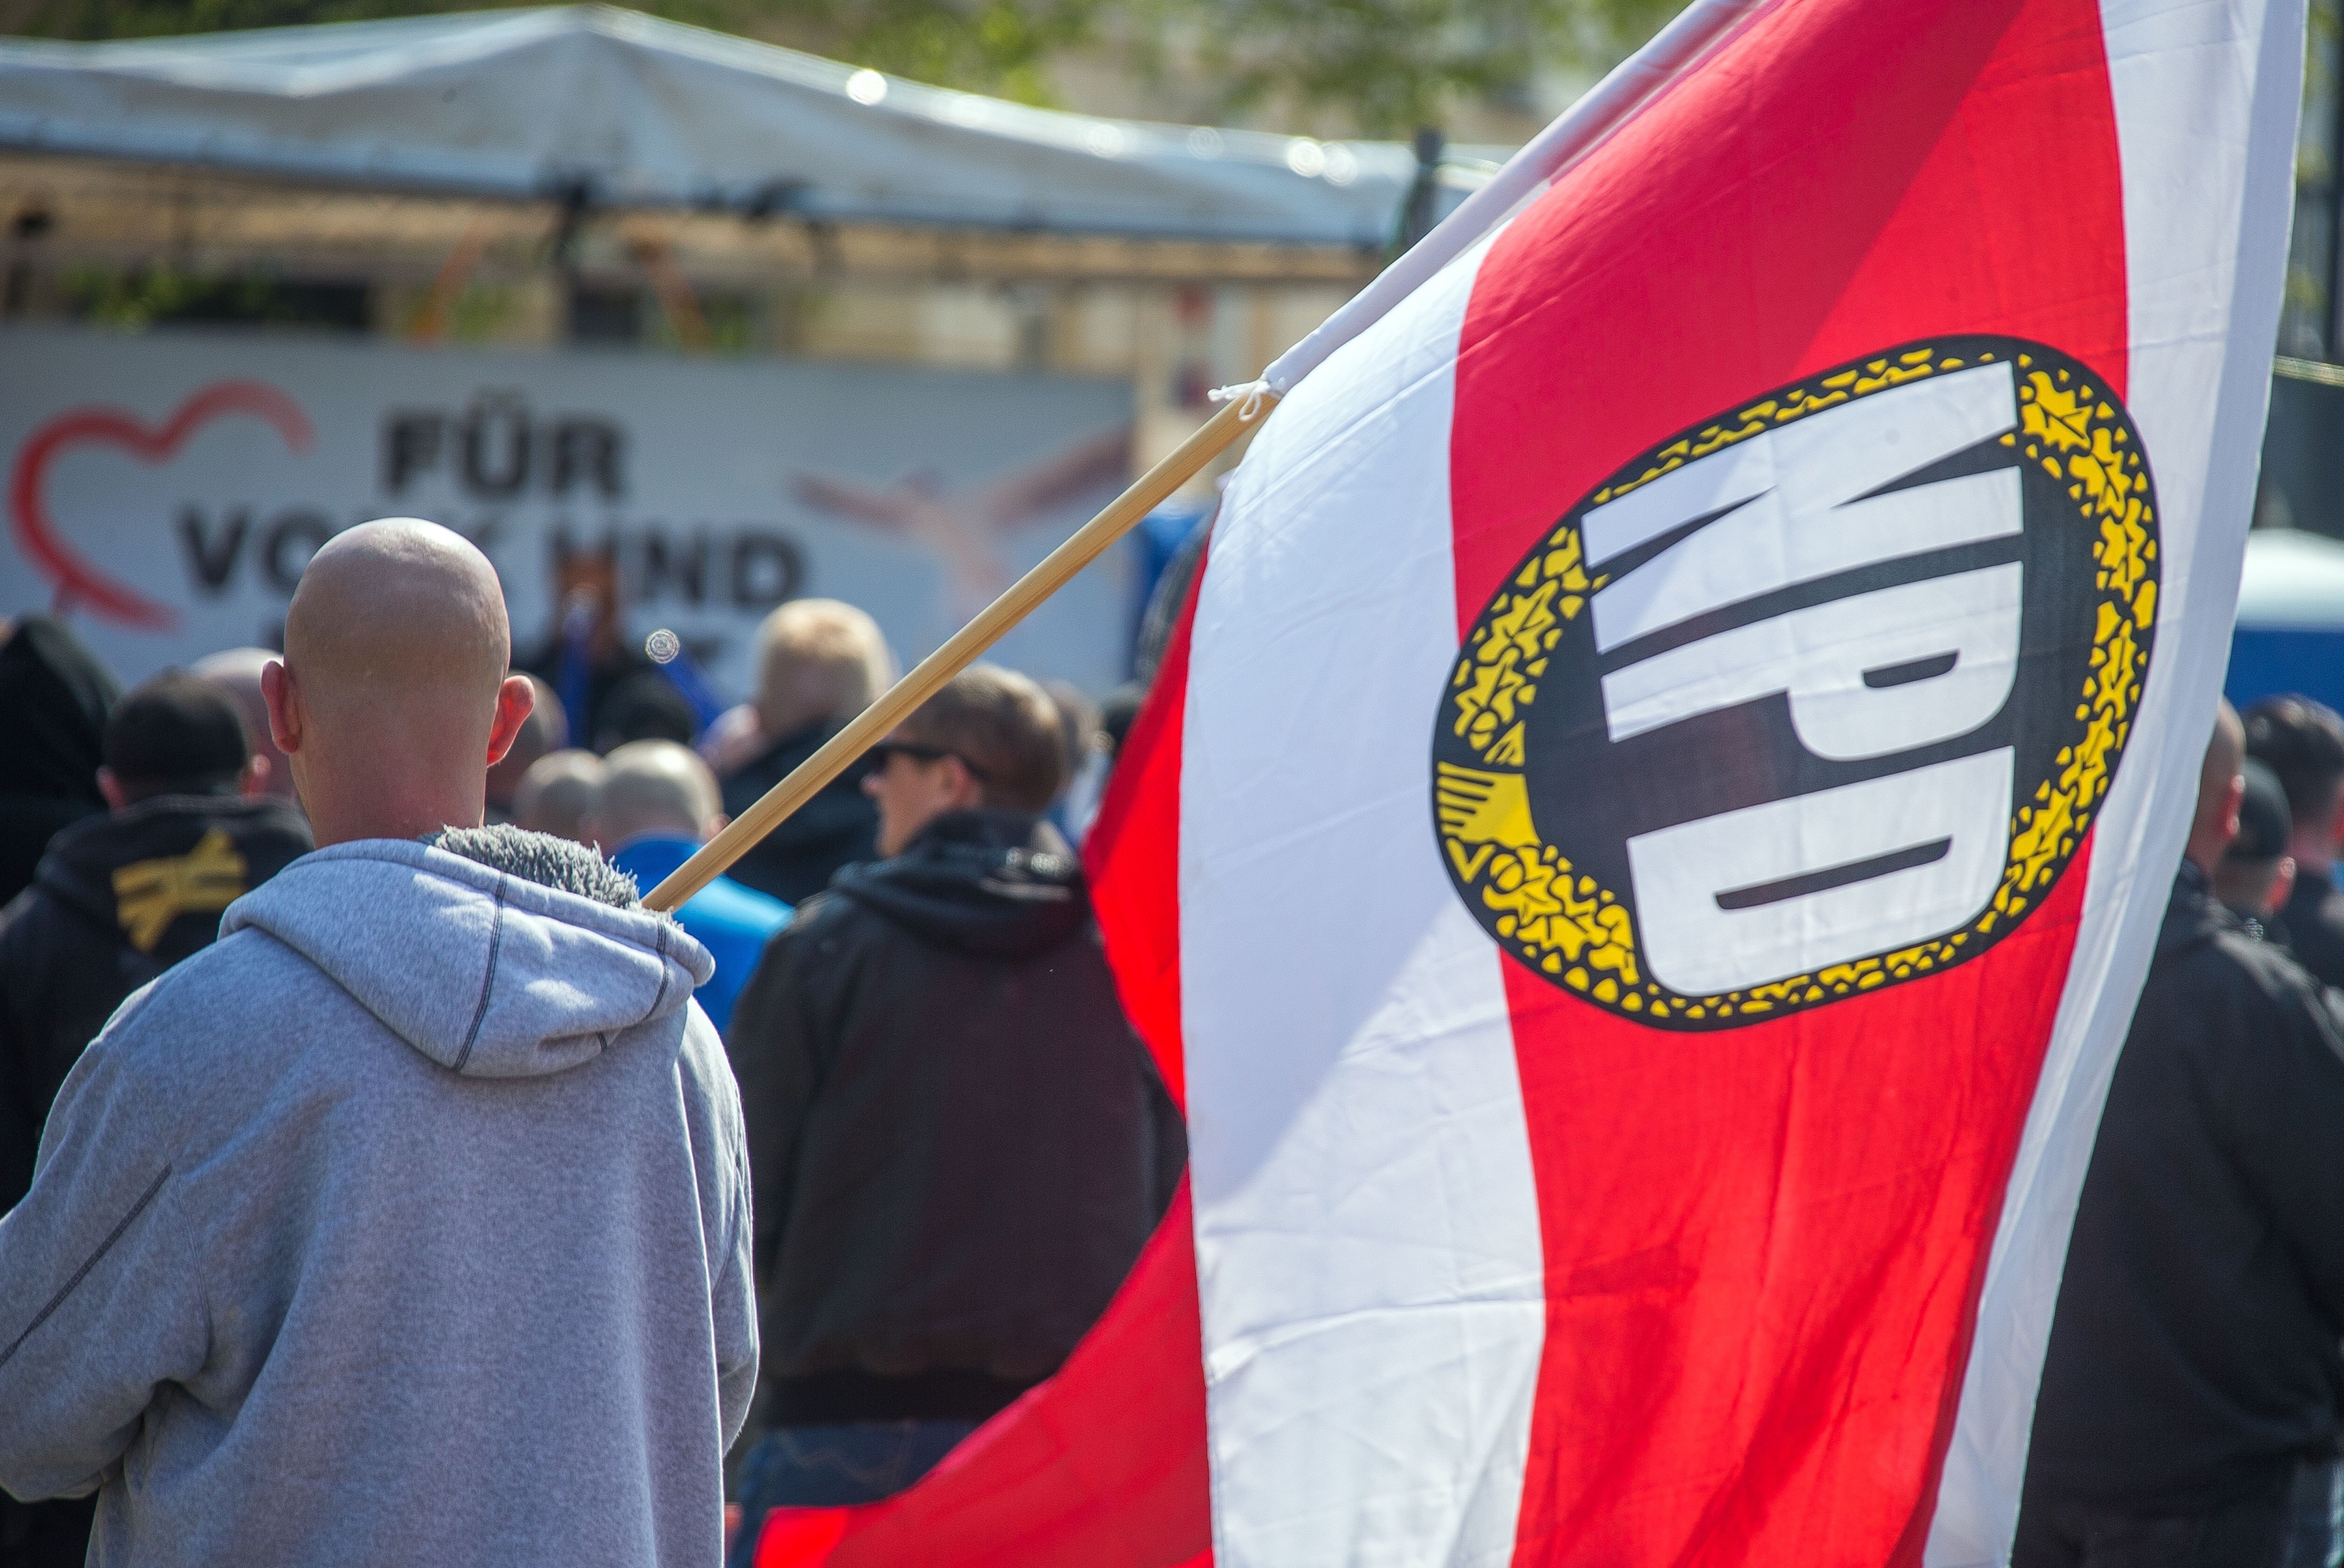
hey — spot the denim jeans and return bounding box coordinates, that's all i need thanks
[725,1419,980,1568]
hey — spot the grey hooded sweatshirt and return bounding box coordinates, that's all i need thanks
[0,832,756,1568]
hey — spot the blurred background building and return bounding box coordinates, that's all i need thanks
[6,0,2344,710]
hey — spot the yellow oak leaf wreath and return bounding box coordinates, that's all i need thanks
[1435,342,2158,1026]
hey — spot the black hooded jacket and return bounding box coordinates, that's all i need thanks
[0,793,312,1210]
[2023,862,2344,1514]
[2278,861,2344,989]
[718,720,882,907]
[726,810,1186,1426]
[0,615,117,909]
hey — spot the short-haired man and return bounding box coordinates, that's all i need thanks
[512,748,605,845]
[2216,758,2296,944]
[717,599,895,904]
[0,669,310,1568]
[0,519,755,1567]
[2244,695,2344,984]
[189,646,300,803]
[591,740,790,1033]
[2017,701,2344,1566]
[485,673,567,824]
[724,664,1185,1563]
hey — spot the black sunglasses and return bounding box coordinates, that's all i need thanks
[870,741,990,782]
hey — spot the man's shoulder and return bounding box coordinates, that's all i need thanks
[90,925,353,1074]
[692,876,792,939]
[750,888,891,979]
[2152,911,2338,1044]
[0,880,81,956]
[2302,877,2344,938]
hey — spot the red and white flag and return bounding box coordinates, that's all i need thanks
[758,0,2303,1562]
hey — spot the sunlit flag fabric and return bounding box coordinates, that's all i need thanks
[755,0,2304,1563]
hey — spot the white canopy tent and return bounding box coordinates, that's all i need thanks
[0,6,1496,247]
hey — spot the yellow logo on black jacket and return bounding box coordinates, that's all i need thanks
[113,827,248,954]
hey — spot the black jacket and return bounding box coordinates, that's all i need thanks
[726,810,1186,1426]
[2279,862,2344,989]
[718,722,881,907]
[0,615,116,909]
[0,793,312,1210]
[2023,862,2344,1512]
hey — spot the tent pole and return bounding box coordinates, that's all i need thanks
[643,390,1276,912]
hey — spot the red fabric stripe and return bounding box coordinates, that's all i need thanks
[1086,547,1208,1105]
[1447,0,2127,1561]
[756,552,1214,1568]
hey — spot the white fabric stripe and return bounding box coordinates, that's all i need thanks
[1181,236,1546,1568]
[1925,4,2304,1563]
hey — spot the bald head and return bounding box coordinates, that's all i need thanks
[287,520,510,708]
[264,518,535,847]
[514,750,605,846]
[591,741,723,848]
[192,645,299,800]
[2186,699,2247,876]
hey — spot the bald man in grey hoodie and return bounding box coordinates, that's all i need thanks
[0,519,755,1567]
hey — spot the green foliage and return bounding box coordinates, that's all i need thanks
[64,263,269,327]
[1155,0,1675,136]
[776,0,1105,105]
[62,263,369,329]
[3,0,448,40]
[0,0,1671,126]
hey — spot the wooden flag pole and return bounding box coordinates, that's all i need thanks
[645,390,1278,913]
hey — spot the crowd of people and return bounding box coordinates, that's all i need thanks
[0,519,1179,1568]
[8,515,2344,1568]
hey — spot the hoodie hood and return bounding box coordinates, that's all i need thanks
[833,809,1088,961]
[223,831,713,1079]
[37,793,313,964]
[0,613,116,804]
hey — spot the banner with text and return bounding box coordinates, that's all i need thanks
[0,326,1137,698]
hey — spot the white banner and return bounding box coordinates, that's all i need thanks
[0,325,1137,699]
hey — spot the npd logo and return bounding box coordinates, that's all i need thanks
[1433,337,2158,1030]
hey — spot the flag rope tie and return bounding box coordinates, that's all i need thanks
[1208,380,1271,420]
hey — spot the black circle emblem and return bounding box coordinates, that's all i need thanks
[1433,337,2157,1029]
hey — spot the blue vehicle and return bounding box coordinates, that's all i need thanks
[2225,529,2344,716]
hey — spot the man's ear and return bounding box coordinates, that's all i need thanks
[942,756,985,812]
[261,660,302,756]
[96,766,127,812]
[486,674,536,767]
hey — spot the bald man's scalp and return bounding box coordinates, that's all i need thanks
[286,519,510,710]
[596,740,721,844]
[2203,703,2246,807]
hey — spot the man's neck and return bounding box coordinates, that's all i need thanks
[303,784,487,849]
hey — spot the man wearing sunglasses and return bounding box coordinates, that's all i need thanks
[722,664,1186,1565]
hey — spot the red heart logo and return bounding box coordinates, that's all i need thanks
[9,380,313,631]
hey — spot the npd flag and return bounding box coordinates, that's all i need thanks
[754,0,2305,1564]
[1131,0,2300,1562]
